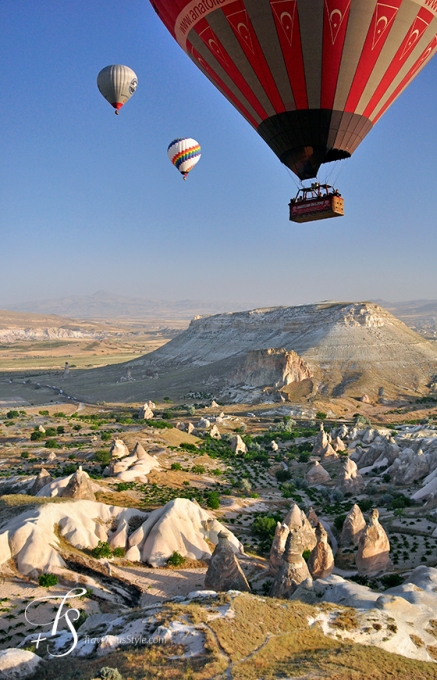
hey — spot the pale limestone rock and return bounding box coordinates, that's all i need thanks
[38,425,46,434]
[332,436,346,452]
[393,448,429,485]
[340,504,366,547]
[197,418,211,429]
[283,503,317,552]
[306,461,331,486]
[210,424,221,440]
[271,440,279,452]
[46,452,57,461]
[307,522,334,580]
[204,531,250,592]
[337,457,364,493]
[270,530,311,598]
[0,648,43,679]
[132,442,148,459]
[110,439,130,459]
[362,427,376,444]
[313,424,338,460]
[60,466,96,501]
[269,522,290,574]
[306,507,319,528]
[356,509,391,576]
[361,394,371,404]
[126,498,242,567]
[109,518,129,551]
[211,400,219,408]
[231,434,247,455]
[30,468,52,495]
[187,423,195,435]
[139,404,154,420]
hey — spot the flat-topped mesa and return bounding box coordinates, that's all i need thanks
[340,504,366,547]
[307,522,334,580]
[270,530,311,598]
[204,531,250,592]
[356,509,391,576]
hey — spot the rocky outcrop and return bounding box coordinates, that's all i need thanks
[312,425,338,460]
[126,498,243,567]
[271,440,279,452]
[356,509,391,575]
[30,468,52,495]
[0,648,43,679]
[391,448,429,485]
[306,461,331,486]
[337,458,364,493]
[105,444,160,483]
[307,507,319,528]
[59,466,96,501]
[332,436,346,452]
[110,439,130,459]
[307,522,334,580]
[229,347,312,388]
[210,424,221,440]
[231,435,247,455]
[269,503,316,574]
[270,530,311,598]
[340,504,366,547]
[139,403,154,419]
[204,531,250,592]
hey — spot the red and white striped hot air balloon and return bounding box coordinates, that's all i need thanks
[97,65,138,114]
[149,0,437,180]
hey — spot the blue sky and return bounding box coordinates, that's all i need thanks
[1,0,437,308]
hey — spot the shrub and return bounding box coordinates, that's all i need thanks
[73,424,82,431]
[275,469,292,482]
[358,498,373,512]
[302,549,311,561]
[38,573,58,588]
[171,462,182,470]
[54,412,66,418]
[180,443,197,452]
[63,464,77,475]
[94,668,123,680]
[30,431,43,441]
[39,410,49,416]
[20,452,29,459]
[316,411,327,420]
[91,541,112,559]
[192,465,205,474]
[6,410,19,419]
[167,551,184,567]
[112,547,125,558]
[144,419,173,429]
[101,433,111,441]
[45,427,56,437]
[251,516,279,540]
[45,439,59,449]
[94,450,111,463]
[206,491,220,509]
[334,514,347,531]
[381,573,404,589]
[57,426,65,434]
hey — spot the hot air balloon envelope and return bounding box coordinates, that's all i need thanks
[150,0,437,179]
[97,65,138,113]
[168,138,202,178]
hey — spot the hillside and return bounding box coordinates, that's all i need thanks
[48,301,437,404]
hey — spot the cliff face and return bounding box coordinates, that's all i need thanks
[228,348,312,388]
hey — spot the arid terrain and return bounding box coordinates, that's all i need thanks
[2,301,437,679]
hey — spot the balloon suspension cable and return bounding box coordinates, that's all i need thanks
[285,166,301,192]
[183,173,188,181]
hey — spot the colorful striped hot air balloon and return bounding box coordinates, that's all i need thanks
[150,0,437,180]
[167,137,202,179]
[97,65,138,114]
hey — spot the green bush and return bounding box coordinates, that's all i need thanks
[381,573,404,589]
[316,411,327,420]
[275,469,292,482]
[20,452,29,459]
[192,465,205,474]
[45,439,59,449]
[112,547,125,558]
[73,424,82,431]
[171,462,182,470]
[38,573,58,588]
[334,514,347,531]
[251,516,279,540]
[45,427,56,437]
[180,443,197,452]
[30,431,43,441]
[101,433,111,441]
[6,410,19,419]
[39,410,49,416]
[358,499,373,512]
[94,449,111,464]
[167,551,185,567]
[206,491,220,509]
[57,426,65,434]
[63,464,77,475]
[144,420,173,429]
[94,667,123,680]
[91,541,112,559]
[302,549,311,561]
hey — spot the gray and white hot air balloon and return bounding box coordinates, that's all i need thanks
[97,65,138,114]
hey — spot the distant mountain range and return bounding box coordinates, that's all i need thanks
[2,291,258,320]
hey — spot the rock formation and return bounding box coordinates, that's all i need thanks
[231,434,247,455]
[139,403,154,419]
[306,507,319,528]
[197,417,211,429]
[60,466,96,501]
[187,422,195,435]
[38,425,46,433]
[340,504,366,547]
[0,648,43,679]
[307,522,334,579]
[312,424,338,460]
[337,458,364,493]
[30,468,52,495]
[270,530,311,598]
[361,393,371,403]
[229,347,312,388]
[271,440,279,452]
[356,509,391,575]
[332,436,346,452]
[105,444,160,483]
[209,424,221,440]
[204,531,250,592]
[110,439,130,459]
[269,503,316,573]
[306,461,331,485]
[126,498,243,567]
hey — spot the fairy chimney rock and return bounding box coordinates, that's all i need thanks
[204,531,250,592]
[307,522,334,580]
[356,509,391,575]
[340,504,366,547]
